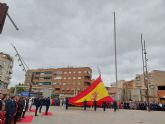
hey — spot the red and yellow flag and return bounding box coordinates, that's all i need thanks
[69,76,114,106]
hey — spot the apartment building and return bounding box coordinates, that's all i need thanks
[0,52,13,90]
[133,70,165,103]
[25,67,92,97]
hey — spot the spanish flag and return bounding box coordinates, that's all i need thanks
[69,76,114,106]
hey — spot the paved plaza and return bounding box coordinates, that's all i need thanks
[19,106,165,124]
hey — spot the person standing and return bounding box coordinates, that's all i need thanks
[65,98,68,110]
[4,96,17,124]
[39,97,44,113]
[93,100,97,111]
[34,97,40,116]
[45,97,50,115]
[84,99,87,110]
[102,101,106,111]
[22,97,29,118]
[28,97,33,111]
[113,101,117,112]
[0,93,5,124]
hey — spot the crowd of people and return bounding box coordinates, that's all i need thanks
[80,100,165,112]
[122,101,165,111]
[1,92,164,124]
[0,93,51,124]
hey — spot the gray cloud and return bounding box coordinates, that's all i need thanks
[0,0,165,87]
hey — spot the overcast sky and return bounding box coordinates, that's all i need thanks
[0,0,165,87]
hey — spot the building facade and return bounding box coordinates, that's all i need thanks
[0,52,13,90]
[134,70,165,103]
[25,67,92,97]
[109,70,165,103]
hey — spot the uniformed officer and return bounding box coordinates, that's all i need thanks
[45,97,50,115]
[93,100,97,111]
[4,96,17,124]
[84,99,87,110]
[113,101,117,112]
[65,98,69,110]
[39,97,44,113]
[34,97,40,116]
[102,101,106,111]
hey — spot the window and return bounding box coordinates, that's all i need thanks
[63,77,67,79]
[54,76,62,79]
[78,77,81,79]
[44,77,52,80]
[73,77,76,79]
[35,77,39,80]
[73,71,76,74]
[35,72,40,75]
[40,72,45,75]
[40,77,44,80]
[40,82,51,85]
[69,71,72,74]
[63,83,66,85]
[64,72,67,74]
[45,71,52,74]
[68,77,71,80]
[54,71,62,74]
[78,71,81,73]
[53,82,60,85]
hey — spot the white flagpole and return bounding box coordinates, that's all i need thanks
[113,12,119,103]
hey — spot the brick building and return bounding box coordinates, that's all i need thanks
[25,67,92,97]
[134,70,165,103]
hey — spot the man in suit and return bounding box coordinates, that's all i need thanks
[39,96,44,113]
[34,97,40,116]
[45,97,50,115]
[102,101,106,111]
[93,100,97,111]
[84,99,87,110]
[5,96,17,124]
[22,97,28,118]
[113,101,117,112]
[65,98,69,110]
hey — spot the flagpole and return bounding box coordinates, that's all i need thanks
[113,12,119,104]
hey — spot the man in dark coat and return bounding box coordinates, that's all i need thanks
[84,99,87,110]
[14,96,24,124]
[5,96,17,124]
[113,101,117,112]
[39,97,44,113]
[102,101,106,111]
[45,97,50,115]
[65,98,69,110]
[34,97,40,116]
[22,97,29,118]
[93,100,97,111]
